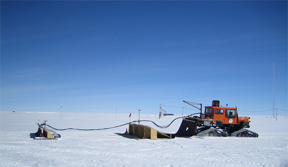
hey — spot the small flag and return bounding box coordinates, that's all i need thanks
[129,113,131,117]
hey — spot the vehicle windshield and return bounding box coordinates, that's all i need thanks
[226,109,236,118]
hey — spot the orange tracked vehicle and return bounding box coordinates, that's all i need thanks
[180,100,258,137]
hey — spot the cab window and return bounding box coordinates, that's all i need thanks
[215,109,223,114]
[226,109,236,118]
[206,108,212,114]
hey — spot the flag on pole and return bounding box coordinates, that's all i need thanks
[129,113,131,117]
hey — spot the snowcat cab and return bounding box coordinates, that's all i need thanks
[179,100,258,137]
[203,100,250,130]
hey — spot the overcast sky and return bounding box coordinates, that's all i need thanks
[1,1,287,115]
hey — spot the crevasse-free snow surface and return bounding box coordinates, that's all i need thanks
[1,111,287,167]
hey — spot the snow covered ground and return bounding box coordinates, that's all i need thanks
[1,111,287,167]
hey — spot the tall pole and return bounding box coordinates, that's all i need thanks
[138,109,141,124]
[159,104,162,119]
[273,62,275,118]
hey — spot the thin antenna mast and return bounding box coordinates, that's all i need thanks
[273,62,275,118]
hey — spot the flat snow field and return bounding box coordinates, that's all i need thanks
[0,111,287,167]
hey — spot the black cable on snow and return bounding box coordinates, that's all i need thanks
[44,113,200,132]
[46,121,135,131]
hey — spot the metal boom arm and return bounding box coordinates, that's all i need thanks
[183,100,202,115]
